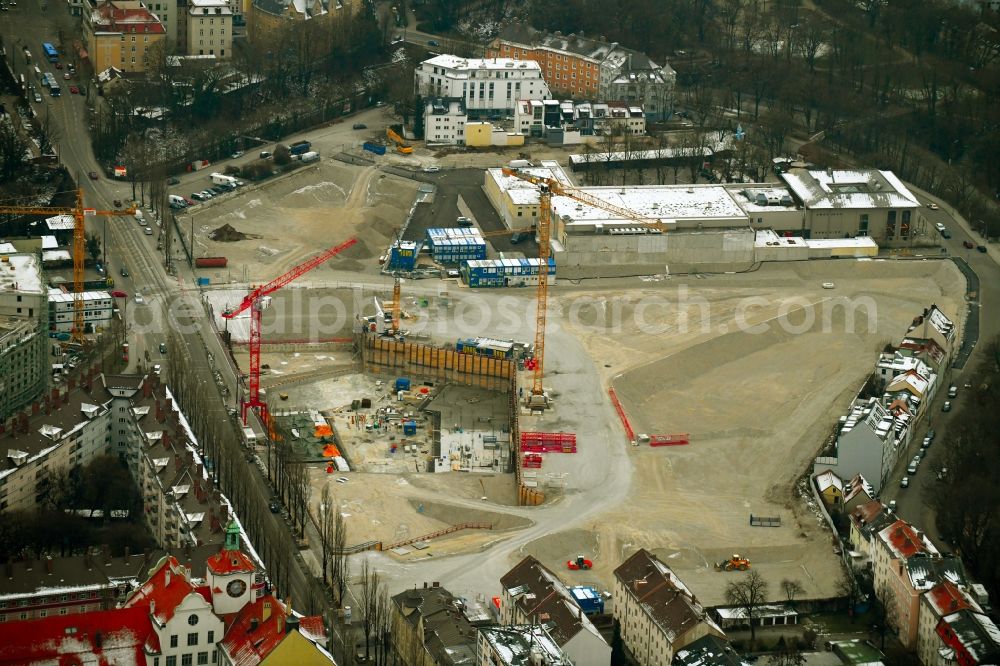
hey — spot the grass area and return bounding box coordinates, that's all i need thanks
[805,611,871,635]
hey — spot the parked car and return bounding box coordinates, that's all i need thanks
[134,292,144,304]
[54,62,62,69]
[937,467,949,481]
[927,202,939,210]
[69,85,78,94]
[907,463,918,475]
[977,245,988,253]
[143,226,153,235]
[120,266,128,277]
[191,192,206,201]
[110,290,127,298]
[921,436,931,449]
[942,400,952,411]
[352,123,367,130]
[900,476,909,488]
[259,150,272,159]
[422,165,440,173]
[33,92,41,102]
[963,240,976,249]
[209,186,224,195]
[88,171,98,180]
[948,385,958,398]
[153,364,161,375]
[269,502,281,513]
[231,150,244,158]
[63,72,70,80]
[822,282,835,289]
[427,39,439,46]
[199,190,214,199]
[456,216,473,227]
[159,342,167,354]
[168,176,181,185]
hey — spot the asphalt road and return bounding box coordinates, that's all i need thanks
[881,193,1000,547]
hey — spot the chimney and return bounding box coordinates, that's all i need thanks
[45,556,53,574]
[165,396,172,415]
[286,615,299,634]
[250,618,259,633]
[951,599,958,610]
[143,377,152,399]
[174,455,182,471]
[156,400,164,423]
[150,600,156,616]
[166,568,171,587]
[263,601,272,622]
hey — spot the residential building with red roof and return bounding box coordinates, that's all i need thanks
[0,522,331,665]
[613,549,725,666]
[936,610,1000,665]
[919,581,981,666]
[84,0,166,73]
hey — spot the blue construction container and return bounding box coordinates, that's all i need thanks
[425,228,487,264]
[569,586,604,615]
[403,421,417,435]
[461,258,556,288]
[389,240,420,271]
[196,277,210,286]
[395,377,411,392]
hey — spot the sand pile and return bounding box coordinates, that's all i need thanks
[211,223,252,242]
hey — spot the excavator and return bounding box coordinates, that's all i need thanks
[715,554,751,572]
[386,127,413,154]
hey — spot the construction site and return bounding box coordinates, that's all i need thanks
[188,141,969,606]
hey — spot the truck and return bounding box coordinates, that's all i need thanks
[211,172,237,185]
[362,142,386,156]
[300,151,320,164]
[195,256,228,268]
[289,141,312,156]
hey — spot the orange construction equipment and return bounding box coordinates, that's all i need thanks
[716,554,751,572]
[386,128,413,155]
[0,189,136,343]
[391,274,402,334]
[495,168,673,409]
[223,238,357,425]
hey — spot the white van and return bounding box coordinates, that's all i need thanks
[508,159,532,168]
[300,151,320,164]
[134,209,145,224]
[211,172,237,185]
[168,194,187,207]
[935,222,946,233]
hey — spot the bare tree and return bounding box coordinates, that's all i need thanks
[331,500,349,603]
[725,570,768,642]
[781,578,805,604]
[319,483,335,584]
[359,559,381,663]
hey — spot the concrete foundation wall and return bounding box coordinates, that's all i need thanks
[555,228,756,278]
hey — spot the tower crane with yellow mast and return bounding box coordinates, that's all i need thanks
[0,188,137,344]
[493,168,673,409]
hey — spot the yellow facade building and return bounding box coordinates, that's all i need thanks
[84,0,166,73]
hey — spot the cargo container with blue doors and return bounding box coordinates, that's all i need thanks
[425,228,486,264]
[569,586,604,615]
[461,257,555,288]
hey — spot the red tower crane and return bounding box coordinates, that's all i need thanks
[223,238,357,424]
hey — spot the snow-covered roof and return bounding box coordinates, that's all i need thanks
[0,253,43,294]
[479,625,570,665]
[815,469,844,494]
[551,184,746,225]
[781,169,920,209]
[421,54,543,75]
[46,214,75,230]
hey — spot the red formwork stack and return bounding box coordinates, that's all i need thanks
[649,434,690,447]
[520,432,577,453]
[522,453,543,469]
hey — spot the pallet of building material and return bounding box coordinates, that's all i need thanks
[520,431,577,453]
[750,514,781,527]
[649,434,690,447]
[522,453,543,469]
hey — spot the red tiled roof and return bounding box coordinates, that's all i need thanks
[0,605,150,665]
[220,595,290,666]
[298,616,327,643]
[927,581,973,617]
[880,520,930,560]
[207,549,256,576]
[94,1,166,33]
[122,555,198,625]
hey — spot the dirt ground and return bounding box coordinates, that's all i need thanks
[190,161,418,283]
[548,259,964,603]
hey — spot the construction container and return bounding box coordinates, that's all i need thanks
[196,277,210,286]
[461,257,556,288]
[425,228,487,264]
[389,240,420,271]
[395,378,411,392]
[403,421,417,435]
[569,586,605,615]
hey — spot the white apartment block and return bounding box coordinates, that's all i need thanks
[187,0,232,58]
[423,97,467,145]
[0,253,48,424]
[415,55,550,118]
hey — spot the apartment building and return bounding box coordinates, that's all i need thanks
[247,0,360,44]
[917,581,983,666]
[513,99,645,140]
[934,609,1000,665]
[84,0,166,73]
[0,544,219,624]
[499,556,610,666]
[613,549,725,666]
[414,55,550,119]
[476,625,572,666]
[487,25,675,119]
[146,0,178,48]
[187,0,232,58]
[0,527,332,665]
[389,583,489,666]
[423,97,468,145]
[0,253,47,422]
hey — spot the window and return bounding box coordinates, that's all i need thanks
[197,653,209,665]
[166,658,176,666]
[859,214,869,235]
[170,635,178,648]
[207,631,214,643]
[188,632,198,646]
[182,655,193,666]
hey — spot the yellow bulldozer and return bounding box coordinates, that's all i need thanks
[715,553,751,572]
